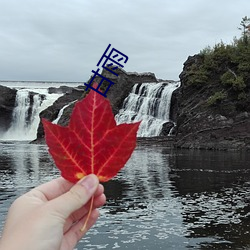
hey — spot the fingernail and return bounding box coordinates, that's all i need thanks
[78,174,98,191]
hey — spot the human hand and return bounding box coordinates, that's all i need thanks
[0,174,106,250]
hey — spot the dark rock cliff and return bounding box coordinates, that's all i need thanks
[0,85,17,133]
[35,69,158,140]
[174,55,250,150]
[36,87,85,139]
[90,68,158,114]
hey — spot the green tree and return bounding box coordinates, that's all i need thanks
[206,91,228,106]
[238,16,250,44]
[186,16,250,112]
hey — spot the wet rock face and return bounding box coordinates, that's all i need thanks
[35,69,160,140]
[175,55,250,151]
[36,88,85,139]
[160,122,175,136]
[93,68,158,115]
[0,85,17,132]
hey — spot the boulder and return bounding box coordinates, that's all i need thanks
[160,122,175,136]
[90,67,158,115]
[48,85,84,94]
[36,88,84,139]
[0,85,17,132]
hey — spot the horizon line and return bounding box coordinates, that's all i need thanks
[0,80,85,83]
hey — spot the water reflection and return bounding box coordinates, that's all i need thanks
[170,150,250,249]
[0,143,250,249]
[0,142,58,231]
[84,146,188,249]
[0,143,57,190]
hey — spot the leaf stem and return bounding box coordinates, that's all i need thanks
[80,196,94,232]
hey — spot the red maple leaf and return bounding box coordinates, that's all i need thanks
[42,84,140,183]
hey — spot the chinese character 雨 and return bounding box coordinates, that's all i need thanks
[97,44,128,76]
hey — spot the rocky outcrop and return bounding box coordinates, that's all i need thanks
[160,122,175,136]
[36,88,85,139]
[48,85,84,94]
[92,68,158,114]
[174,55,250,151]
[0,85,17,132]
[35,69,159,140]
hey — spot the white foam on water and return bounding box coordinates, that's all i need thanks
[115,81,180,137]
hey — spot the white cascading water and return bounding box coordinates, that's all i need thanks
[1,89,62,141]
[115,81,180,137]
[53,100,78,124]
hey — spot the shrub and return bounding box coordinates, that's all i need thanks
[207,91,228,106]
[186,64,209,86]
[221,71,236,86]
[238,92,247,100]
[221,71,246,91]
[238,61,250,76]
[233,76,246,91]
[200,46,213,55]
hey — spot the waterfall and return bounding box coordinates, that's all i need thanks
[1,89,62,141]
[115,81,180,137]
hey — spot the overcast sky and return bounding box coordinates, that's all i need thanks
[0,0,249,82]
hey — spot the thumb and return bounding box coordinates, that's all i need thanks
[47,174,99,219]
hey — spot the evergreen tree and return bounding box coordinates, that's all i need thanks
[238,16,250,44]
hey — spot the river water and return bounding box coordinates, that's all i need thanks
[0,142,250,249]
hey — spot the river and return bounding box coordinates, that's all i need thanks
[0,142,250,249]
